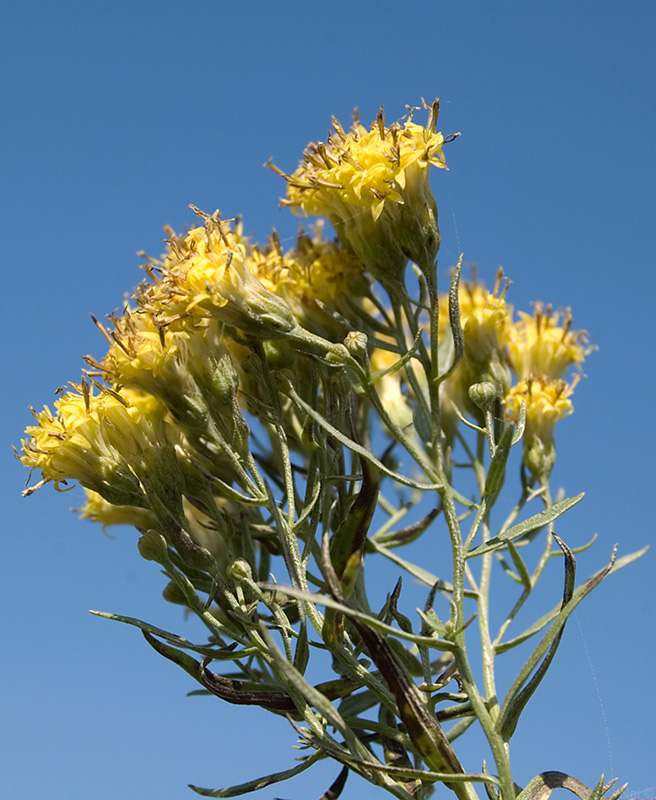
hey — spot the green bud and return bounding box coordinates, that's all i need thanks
[524,435,557,484]
[162,580,188,605]
[344,331,368,357]
[325,344,352,365]
[138,530,170,563]
[227,558,253,583]
[468,381,498,412]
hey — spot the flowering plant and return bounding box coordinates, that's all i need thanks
[18,100,645,800]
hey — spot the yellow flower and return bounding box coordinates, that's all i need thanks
[87,308,246,454]
[78,489,158,532]
[440,271,513,364]
[505,375,576,481]
[89,307,185,389]
[19,382,172,506]
[273,101,457,280]
[248,222,367,336]
[279,221,366,301]
[370,347,414,433]
[147,208,298,339]
[439,270,512,423]
[507,303,593,381]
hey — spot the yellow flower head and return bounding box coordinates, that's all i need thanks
[89,307,184,387]
[87,310,243,449]
[286,222,367,301]
[78,488,158,532]
[507,303,593,381]
[439,269,513,424]
[247,223,367,336]
[440,269,513,365]
[273,101,457,280]
[147,208,298,339]
[20,382,170,506]
[505,375,577,481]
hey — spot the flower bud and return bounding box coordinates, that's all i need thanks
[344,331,368,357]
[138,530,170,563]
[468,381,498,412]
[227,558,254,583]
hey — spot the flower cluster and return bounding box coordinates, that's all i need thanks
[19,100,594,554]
[504,303,593,481]
[17,100,607,800]
[438,275,593,481]
[271,100,457,281]
[19,201,375,563]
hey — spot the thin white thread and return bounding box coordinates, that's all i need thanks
[576,613,615,779]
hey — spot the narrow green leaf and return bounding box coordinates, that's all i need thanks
[496,544,646,654]
[495,606,560,654]
[589,775,609,800]
[608,783,629,800]
[495,552,522,585]
[498,536,576,739]
[436,255,464,384]
[317,766,349,800]
[497,545,647,739]
[188,752,323,797]
[369,328,423,384]
[373,506,440,547]
[483,424,517,503]
[259,583,456,651]
[367,537,478,598]
[507,541,531,588]
[468,493,585,557]
[293,616,310,675]
[511,401,526,445]
[141,631,200,679]
[89,610,248,659]
[417,608,447,637]
[285,385,442,491]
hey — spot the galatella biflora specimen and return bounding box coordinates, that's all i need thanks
[19,100,644,800]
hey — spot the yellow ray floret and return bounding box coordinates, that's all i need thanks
[280,102,450,222]
[144,208,297,339]
[20,382,166,503]
[505,375,576,440]
[250,222,365,303]
[507,303,593,381]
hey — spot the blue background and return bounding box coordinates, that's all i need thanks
[2,2,655,799]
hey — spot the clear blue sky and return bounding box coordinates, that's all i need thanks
[3,2,655,799]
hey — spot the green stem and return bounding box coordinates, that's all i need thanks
[437,435,514,800]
